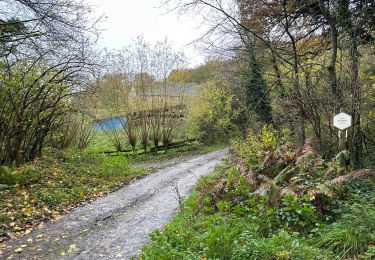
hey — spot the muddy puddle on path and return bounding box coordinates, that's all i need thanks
[2,149,227,260]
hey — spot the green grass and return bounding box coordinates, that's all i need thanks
[128,142,227,164]
[0,149,146,238]
[86,128,191,154]
[85,131,120,153]
[85,130,227,163]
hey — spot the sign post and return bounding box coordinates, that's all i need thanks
[333,112,352,150]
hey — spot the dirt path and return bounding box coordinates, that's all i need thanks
[2,149,227,259]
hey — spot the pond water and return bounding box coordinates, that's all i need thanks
[93,116,127,131]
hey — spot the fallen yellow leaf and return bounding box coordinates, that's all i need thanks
[15,248,22,253]
[14,225,22,231]
[36,234,43,238]
[68,244,77,253]
[20,245,27,248]
[53,214,63,220]
[60,251,65,256]
[27,238,33,243]
[115,252,123,258]
[24,207,32,217]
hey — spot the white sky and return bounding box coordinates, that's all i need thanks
[90,0,207,67]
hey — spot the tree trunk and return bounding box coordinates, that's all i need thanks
[318,0,340,110]
[349,29,362,168]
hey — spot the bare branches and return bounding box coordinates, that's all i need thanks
[0,0,101,164]
[89,38,188,153]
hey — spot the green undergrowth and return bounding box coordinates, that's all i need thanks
[0,149,146,239]
[141,166,375,259]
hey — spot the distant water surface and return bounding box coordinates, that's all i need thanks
[93,116,127,131]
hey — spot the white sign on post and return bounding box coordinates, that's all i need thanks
[333,112,352,130]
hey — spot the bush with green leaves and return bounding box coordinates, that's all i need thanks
[231,131,263,170]
[231,125,286,170]
[278,194,317,230]
[187,79,243,144]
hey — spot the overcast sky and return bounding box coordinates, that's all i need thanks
[90,0,207,67]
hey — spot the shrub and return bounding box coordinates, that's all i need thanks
[187,80,243,144]
[231,132,262,170]
[278,194,317,230]
[231,125,287,170]
[141,137,375,259]
[0,63,81,165]
[261,125,279,151]
[359,246,375,260]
